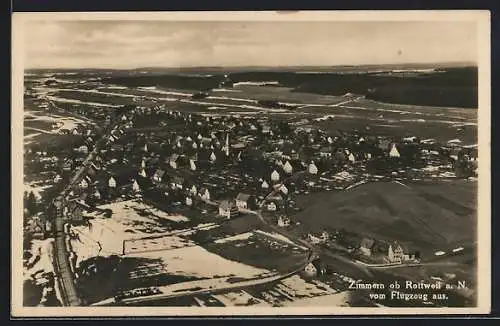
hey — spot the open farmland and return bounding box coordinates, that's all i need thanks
[209,84,350,105]
[313,117,477,146]
[202,230,310,273]
[291,180,476,255]
[32,67,477,147]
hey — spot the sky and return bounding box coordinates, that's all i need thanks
[23,20,478,69]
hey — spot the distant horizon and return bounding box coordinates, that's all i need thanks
[25,61,477,72]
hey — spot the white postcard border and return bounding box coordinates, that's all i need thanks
[11,10,491,317]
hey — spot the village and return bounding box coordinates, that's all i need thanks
[16,14,483,312]
[22,95,479,306]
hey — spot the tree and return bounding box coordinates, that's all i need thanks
[454,160,474,179]
[277,121,292,135]
[25,191,38,216]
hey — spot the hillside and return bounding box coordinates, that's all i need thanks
[292,180,477,251]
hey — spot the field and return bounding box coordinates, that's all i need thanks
[69,199,310,305]
[23,96,95,150]
[27,67,478,147]
[24,66,478,149]
[98,66,477,108]
[209,84,349,105]
[202,230,309,273]
[291,180,477,255]
[143,275,351,307]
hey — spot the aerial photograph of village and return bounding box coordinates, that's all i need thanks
[19,17,480,310]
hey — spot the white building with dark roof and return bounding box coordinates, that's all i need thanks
[152,169,165,183]
[218,200,239,219]
[235,193,254,210]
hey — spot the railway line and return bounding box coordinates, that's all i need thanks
[48,102,124,306]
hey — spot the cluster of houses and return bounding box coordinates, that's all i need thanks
[25,213,53,240]
[33,100,478,233]
[358,238,420,264]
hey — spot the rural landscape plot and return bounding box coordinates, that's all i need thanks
[15,13,487,315]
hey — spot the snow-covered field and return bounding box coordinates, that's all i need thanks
[213,290,269,306]
[254,230,307,250]
[124,235,193,254]
[126,245,269,279]
[24,238,55,281]
[206,95,256,103]
[104,85,128,90]
[214,232,254,244]
[45,95,122,108]
[24,110,89,134]
[23,237,65,306]
[422,165,441,172]
[70,199,191,267]
[175,222,219,236]
[233,81,280,87]
[178,98,289,113]
[279,275,336,298]
[314,115,335,121]
[211,88,242,93]
[24,183,52,200]
[283,291,351,307]
[137,87,193,97]
[88,199,190,225]
[332,171,356,182]
[211,275,349,307]
[69,199,272,284]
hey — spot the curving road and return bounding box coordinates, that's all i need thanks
[253,172,373,277]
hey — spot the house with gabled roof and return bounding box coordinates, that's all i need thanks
[389,143,401,158]
[170,175,184,190]
[388,241,405,263]
[235,193,255,211]
[263,122,274,133]
[66,201,84,223]
[27,216,47,239]
[218,200,239,219]
[108,176,117,188]
[152,169,165,183]
[168,153,180,169]
[265,201,278,212]
[319,146,333,158]
[62,158,73,172]
[277,215,291,227]
[131,179,141,193]
[79,178,89,189]
[199,188,211,201]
